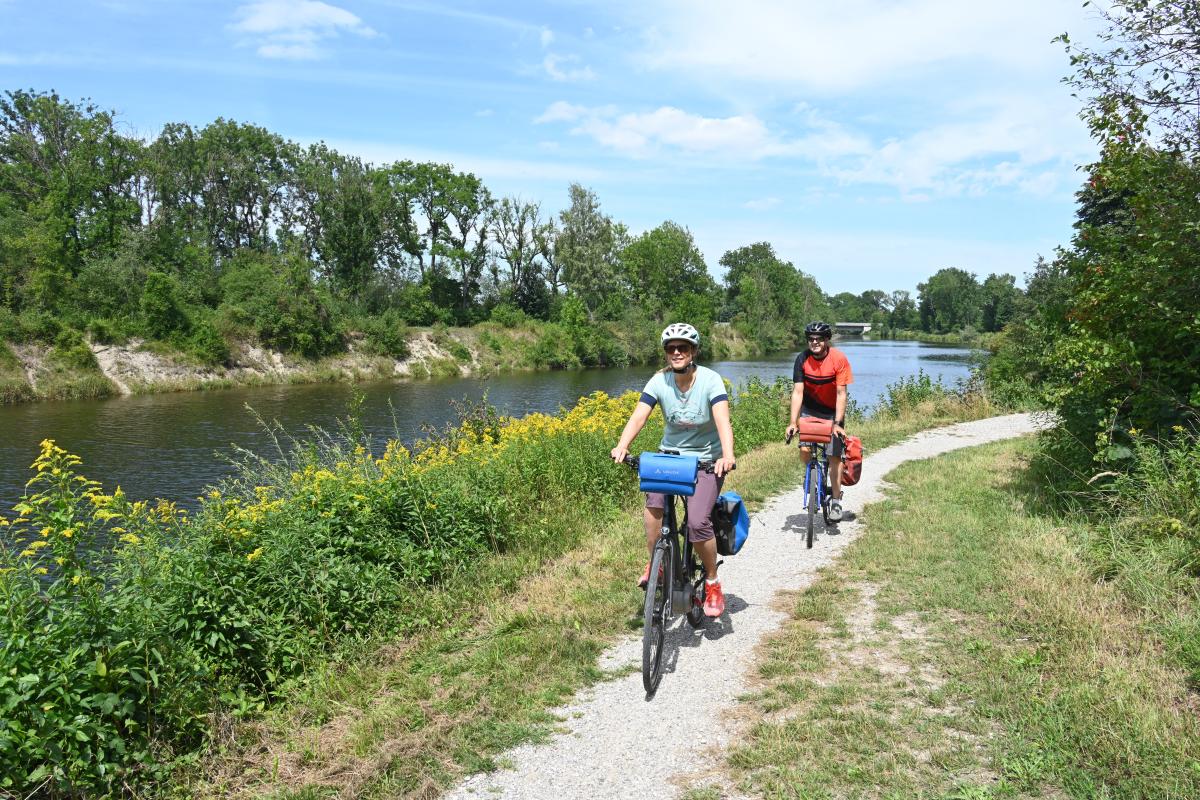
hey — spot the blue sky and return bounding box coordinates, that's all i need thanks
[0,1,1103,295]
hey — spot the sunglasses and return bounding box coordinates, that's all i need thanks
[806,337,826,344]
[664,344,692,354]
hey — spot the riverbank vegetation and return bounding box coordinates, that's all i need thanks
[0,88,1023,404]
[0,372,1004,797]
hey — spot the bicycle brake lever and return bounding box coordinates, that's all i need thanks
[785,432,794,445]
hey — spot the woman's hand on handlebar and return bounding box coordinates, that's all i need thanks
[610,445,629,464]
[714,455,736,477]
[785,423,797,443]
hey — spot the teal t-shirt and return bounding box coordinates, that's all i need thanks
[640,365,729,459]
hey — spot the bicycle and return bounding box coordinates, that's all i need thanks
[786,422,839,549]
[621,454,728,695]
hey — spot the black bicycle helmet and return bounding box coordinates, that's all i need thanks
[804,321,833,340]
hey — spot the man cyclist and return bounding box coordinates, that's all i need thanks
[785,321,853,522]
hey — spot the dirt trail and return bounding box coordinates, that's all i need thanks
[443,413,1052,800]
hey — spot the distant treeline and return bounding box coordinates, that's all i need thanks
[1,88,1021,369]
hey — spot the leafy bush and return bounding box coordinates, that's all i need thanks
[185,317,230,366]
[218,250,343,358]
[489,303,527,328]
[140,271,190,339]
[47,329,99,372]
[359,309,409,359]
[877,370,951,416]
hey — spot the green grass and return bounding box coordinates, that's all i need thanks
[730,439,1200,800]
[196,392,1002,799]
[0,341,35,403]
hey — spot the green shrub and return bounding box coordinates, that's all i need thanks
[47,329,98,371]
[360,309,409,359]
[140,271,190,339]
[218,250,343,358]
[489,303,527,328]
[185,317,230,366]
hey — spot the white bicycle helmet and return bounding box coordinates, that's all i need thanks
[660,322,700,349]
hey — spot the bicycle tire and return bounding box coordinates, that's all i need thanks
[686,551,706,628]
[822,471,832,526]
[642,542,669,693]
[806,465,817,549]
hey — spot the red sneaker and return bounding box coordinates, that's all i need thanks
[703,580,725,617]
[637,561,664,589]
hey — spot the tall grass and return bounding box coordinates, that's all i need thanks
[0,382,793,796]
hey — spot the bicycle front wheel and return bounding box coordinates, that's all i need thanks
[806,466,817,549]
[642,542,670,694]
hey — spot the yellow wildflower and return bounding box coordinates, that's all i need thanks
[246,547,264,562]
[61,529,74,539]
[119,533,141,545]
[71,575,81,585]
[34,568,47,575]
[40,527,52,538]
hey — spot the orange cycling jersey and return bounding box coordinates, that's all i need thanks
[791,348,854,414]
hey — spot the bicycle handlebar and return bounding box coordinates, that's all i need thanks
[618,454,734,473]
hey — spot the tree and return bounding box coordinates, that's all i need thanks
[619,221,716,318]
[979,273,1020,332]
[1059,0,1200,155]
[721,242,828,349]
[917,268,981,333]
[292,144,383,299]
[555,183,624,319]
[0,90,142,311]
[886,290,919,330]
[490,196,551,316]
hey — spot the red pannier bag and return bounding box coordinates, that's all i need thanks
[841,435,863,486]
[795,416,834,443]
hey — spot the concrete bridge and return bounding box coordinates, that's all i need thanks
[834,322,872,335]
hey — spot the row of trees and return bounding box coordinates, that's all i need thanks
[0,88,1023,367]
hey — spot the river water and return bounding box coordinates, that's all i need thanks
[0,340,978,508]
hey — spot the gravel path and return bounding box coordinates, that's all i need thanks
[444,413,1050,800]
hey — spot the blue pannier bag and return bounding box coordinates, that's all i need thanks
[714,491,750,556]
[638,452,699,496]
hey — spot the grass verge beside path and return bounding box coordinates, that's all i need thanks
[203,395,1003,799]
[727,439,1200,800]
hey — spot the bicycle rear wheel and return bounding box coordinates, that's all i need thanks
[642,542,670,693]
[806,466,817,549]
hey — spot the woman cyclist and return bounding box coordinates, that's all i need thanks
[610,323,736,617]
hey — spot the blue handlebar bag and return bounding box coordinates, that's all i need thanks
[714,491,750,556]
[638,453,699,496]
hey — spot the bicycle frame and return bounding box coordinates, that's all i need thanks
[657,494,705,617]
[797,440,832,549]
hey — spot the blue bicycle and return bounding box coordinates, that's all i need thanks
[787,426,836,549]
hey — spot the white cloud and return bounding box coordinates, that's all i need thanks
[542,53,595,82]
[539,27,554,47]
[535,101,869,160]
[231,1,376,60]
[829,94,1092,197]
[631,0,1084,92]
[535,92,1091,198]
[474,108,495,117]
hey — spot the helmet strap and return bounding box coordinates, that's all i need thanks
[671,362,695,374]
